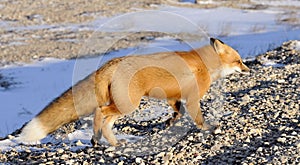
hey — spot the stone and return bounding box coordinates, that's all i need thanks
[108,153,114,157]
[214,127,222,134]
[99,158,105,163]
[257,147,263,152]
[277,137,286,143]
[104,146,116,153]
[61,154,68,160]
[123,148,134,153]
[273,145,279,151]
[76,140,84,146]
[135,157,142,163]
[57,148,64,154]
[157,152,165,157]
[118,161,124,165]
[245,137,251,143]
[211,144,222,151]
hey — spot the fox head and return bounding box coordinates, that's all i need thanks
[210,38,250,77]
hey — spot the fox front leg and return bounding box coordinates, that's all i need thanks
[166,99,185,126]
[186,99,215,131]
[91,107,104,146]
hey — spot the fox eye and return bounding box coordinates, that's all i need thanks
[234,60,241,64]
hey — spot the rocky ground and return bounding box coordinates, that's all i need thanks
[0,40,299,164]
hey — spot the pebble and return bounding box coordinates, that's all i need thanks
[277,137,286,143]
[291,131,298,136]
[99,158,105,163]
[61,154,68,160]
[105,146,116,152]
[257,147,263,152]
[187,136,193,141]
[175,121,182,127]
[211,144,222,151]
[273,145,279,151]
[83,161,89,165]
[214,127,222,134]
[135,157,142,163]
[75,140,83,146]
[245,137,251,143]
[123,148,134,153]
[241,95,251,103]
[274,112,281,119]
[45,161,55,164]
[57,148,64,154]
[157,152,165,157]
[278,126,286,131]
[118,161,124,165]
[108,153,114,157]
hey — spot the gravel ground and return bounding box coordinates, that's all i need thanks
[0,40,299,164]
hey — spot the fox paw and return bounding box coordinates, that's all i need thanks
[166,112,183,127]
[91,135,102,147]
[198,122,219,133]
[166,118,175,127]
[91,137,97,147]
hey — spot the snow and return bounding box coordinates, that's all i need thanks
[295,41,300,51]
[258,56,286,68]
[159,6,283,35]
[220,29,300,58]
[68,129,143,145]
[251,0,300,7]
[1,4,300,149]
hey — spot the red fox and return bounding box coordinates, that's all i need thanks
[18,38,249,146]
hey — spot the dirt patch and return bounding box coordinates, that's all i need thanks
[0,0,161,26]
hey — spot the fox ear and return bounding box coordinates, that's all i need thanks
[210,38,225,54]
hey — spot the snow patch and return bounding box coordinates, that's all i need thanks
[259,57,285,68]
[294,41,300,51]
[251,0,300,7]
[67,128,143,149]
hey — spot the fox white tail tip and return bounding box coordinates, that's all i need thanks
[18,118,47,142]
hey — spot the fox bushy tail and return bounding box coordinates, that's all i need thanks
[19,73,100,142]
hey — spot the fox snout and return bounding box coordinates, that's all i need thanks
[240,63,250,75]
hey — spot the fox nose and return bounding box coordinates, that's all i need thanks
[241,63,250,73]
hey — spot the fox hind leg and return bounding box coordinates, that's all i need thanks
[91,107,104,146]
[91,105,121,146]
[166,99,184,126]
